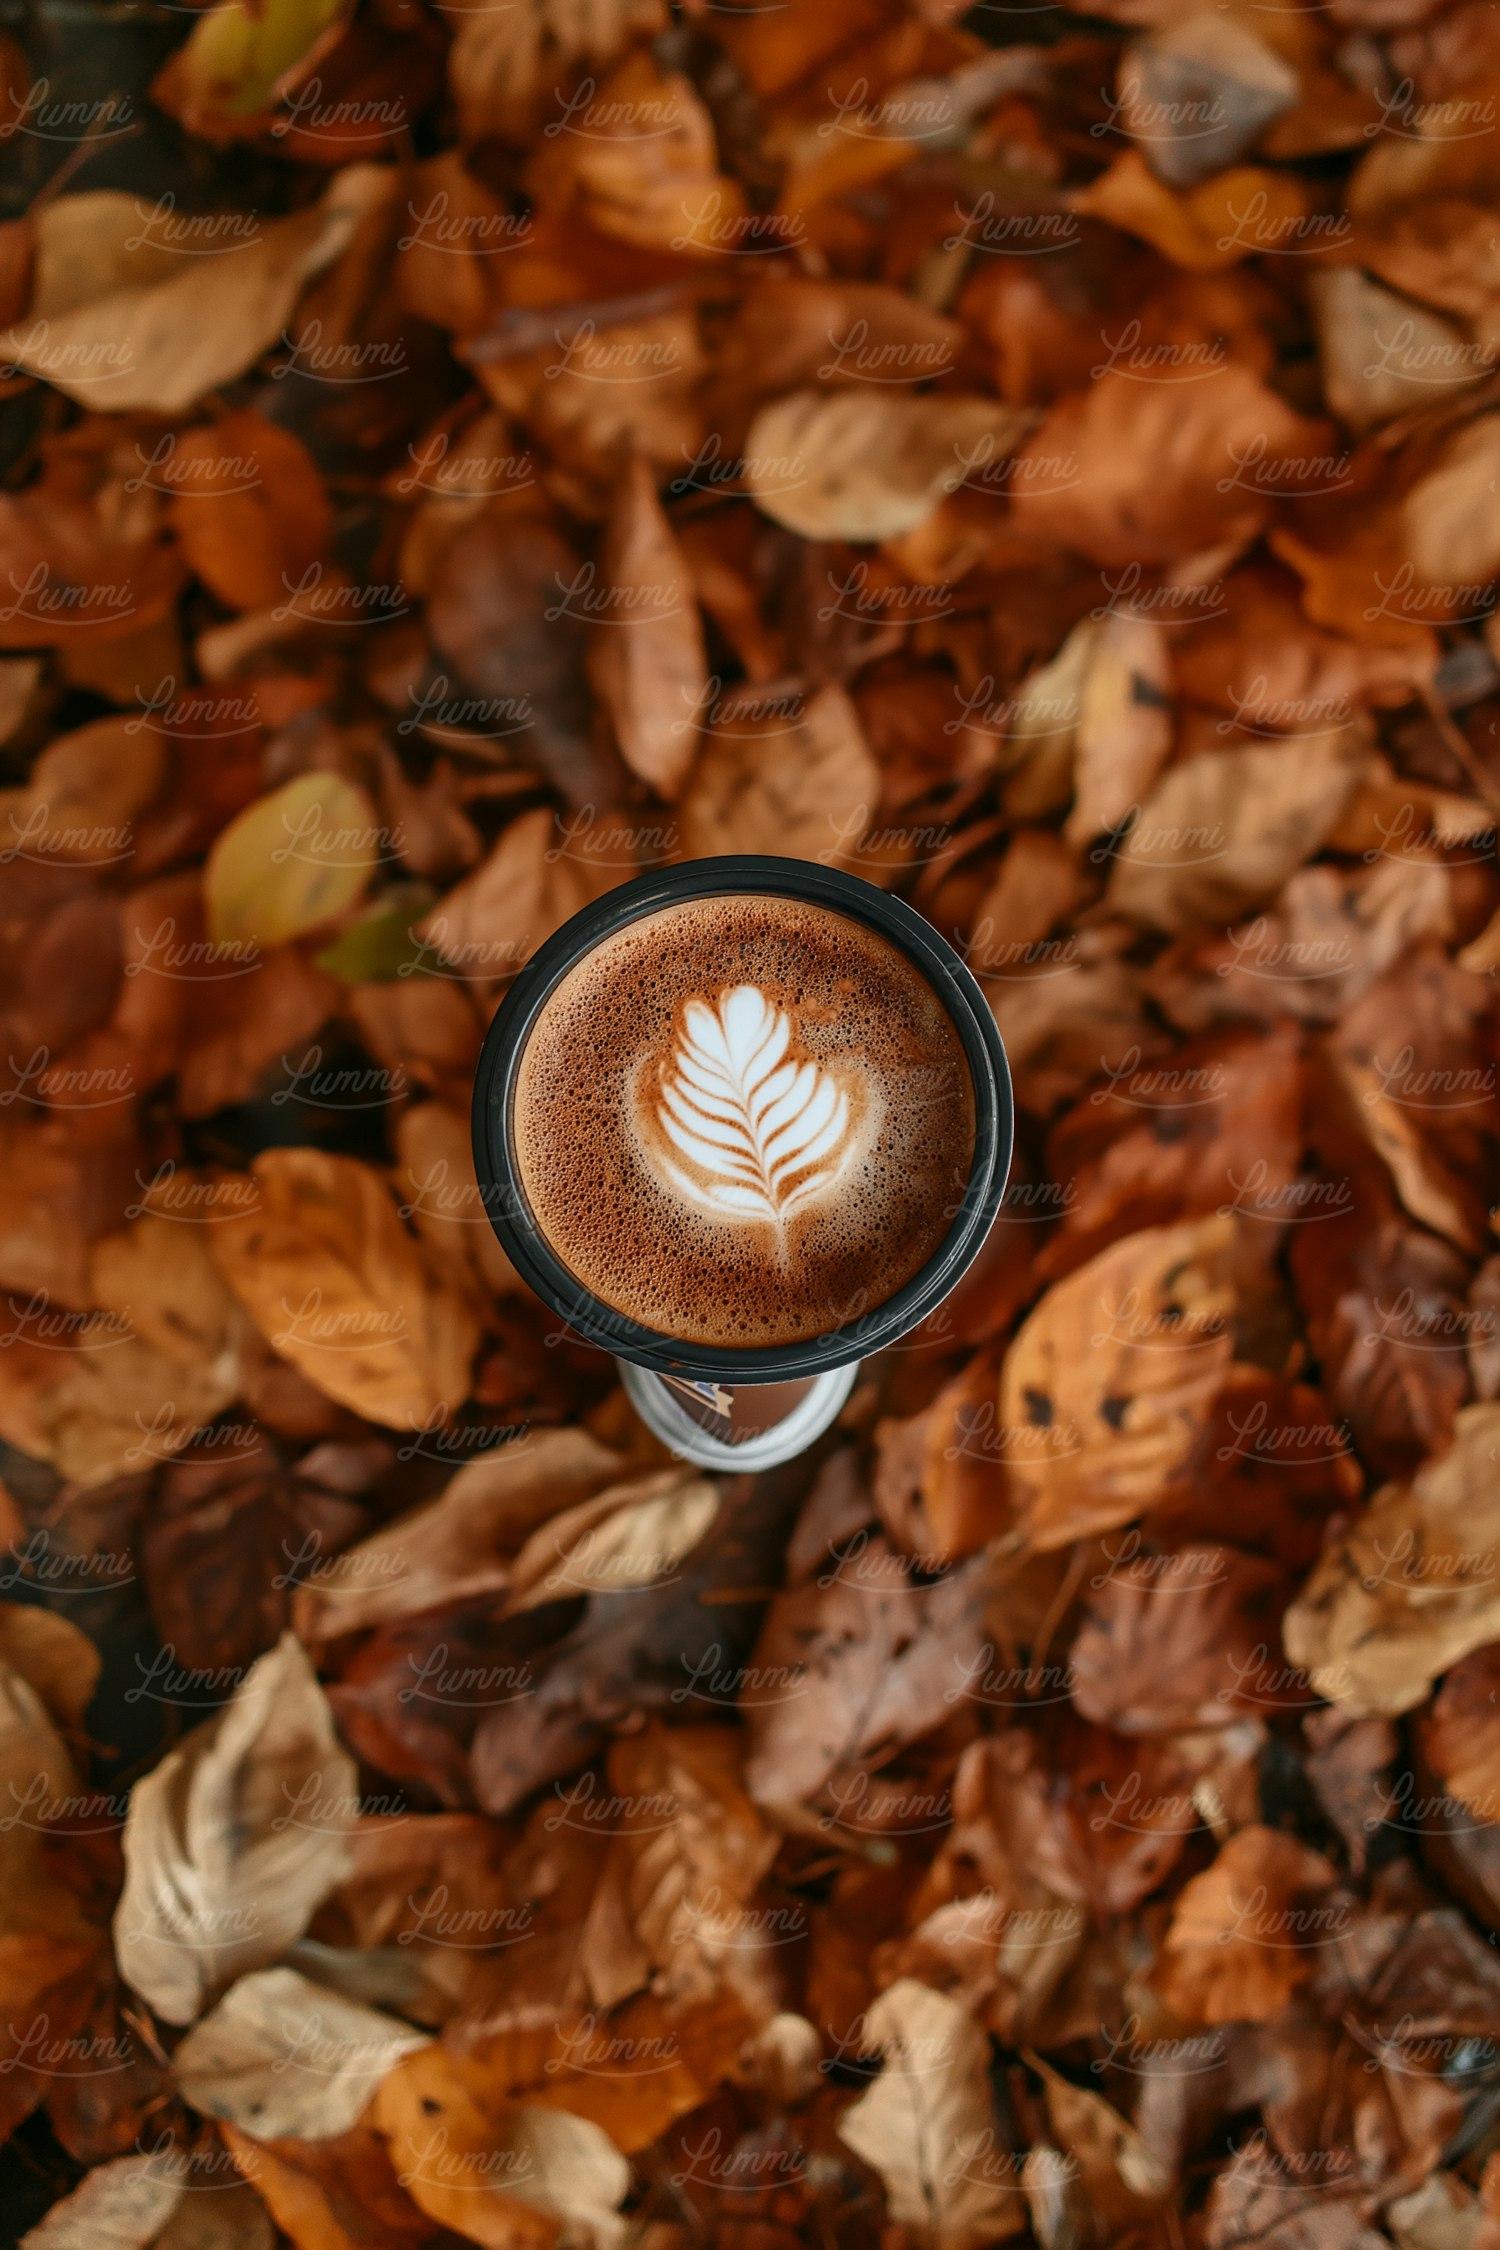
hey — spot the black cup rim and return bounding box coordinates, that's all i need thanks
[470,856,1013,1380]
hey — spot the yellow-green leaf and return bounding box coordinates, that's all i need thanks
[204,773,380,949]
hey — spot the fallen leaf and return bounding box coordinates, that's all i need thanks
[1000,1216,1239,1550]
[167,411,333,613]
[587,455,707,801]
[204,774,380,950]
[209,1149,479,1429]
[0,168,382,415]
[416,807,618,987]
[1107,736,1366,934]
[151,0,349,140]
[1158,1824,1340,2023]
[374,2045,629,2248]
[745,391,1034,542]
[114,1632,357,2024]
[176,1965,429,2139]
[679,682,880,866]
[1011,366,1332,568]
[293,1427,622,1640]
[1284,1405,1500,1715]
[836,1980,1025,2248]
[447,0,665,145]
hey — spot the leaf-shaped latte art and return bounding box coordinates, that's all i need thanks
[642,986,871,1253]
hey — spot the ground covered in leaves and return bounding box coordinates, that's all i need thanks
[3,0,1500,2241]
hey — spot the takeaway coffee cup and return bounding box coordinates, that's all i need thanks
[471,856,1013,1469]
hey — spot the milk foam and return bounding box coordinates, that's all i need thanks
[632,984,881,1261]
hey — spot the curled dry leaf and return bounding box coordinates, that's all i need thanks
[175,1965,429,2139]
[1068,1544,1286,1733]
[1011,366,1332,568]
[1419,1643,1500,1822]
[374,2045,630,2248]
[1284,1404,1500,1716]
[447,0,666,145]
[587,453,707,801]
[506,1466,719,1615]
[294,1427,621,1642]
[1000,1216,1239,1551]
[836,1980,1025,2249]
[114,1632,357,2025]
[208,1148,479,1430]
[744,391,1035,542]
[0,167,382,415]
[15,2156,181,2250]
[17,2157,273,2250]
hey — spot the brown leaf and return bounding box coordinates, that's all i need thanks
[373,2045,629,2246]
[1069,1543,1286,1732]
[293,1428,622,1640]
[1158,1824,1341,2023]
[679,683,880,866]
[1011,365,1334,568]
[1000,1216,1239,1551]
[416,807,620,988]
[1283,1404,1500,1715]
[167,411,332,613]
[208,1149,478,1430]
[587,455,707,801]
[1107,737,1367,934]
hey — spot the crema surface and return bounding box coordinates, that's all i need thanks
[511,895,976,1347]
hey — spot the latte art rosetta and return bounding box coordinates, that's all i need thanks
[636,985,877,1254]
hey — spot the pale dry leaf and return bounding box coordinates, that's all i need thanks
[22,1328,243,1490]
[1107,736,1367,934]
[0,167,384,415]
[375,2045,630,2248]
[293,1427,622,1641]
[1065,613,1174,847]
[744,391,1035,542]
[578,1723,778,2017]
[114,1632,357,2024]
[1400,415,1500,588]
[679,682,880,866]
[836,1979,1025,2249]
[89,1212,246,1372]
[1311,268,1488,433]
[1283,1402,1500,1715]
[1117,12,1298,188]
[1001,1216,1239,1551]
[175,1965,429,2139]
[587,453,707,801]
[507,1466,719,1614]
[16,2156,182,2250]
[208,1149,479,1430]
